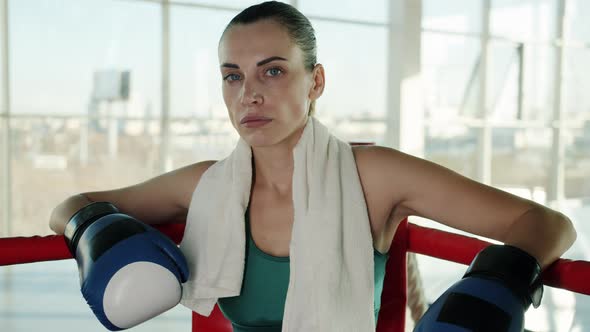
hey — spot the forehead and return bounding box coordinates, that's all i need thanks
[218,20,301,65]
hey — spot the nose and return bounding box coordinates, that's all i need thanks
[240,79,263,106]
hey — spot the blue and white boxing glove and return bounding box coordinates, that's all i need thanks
[64,202,189,331]
[414,244,543,332]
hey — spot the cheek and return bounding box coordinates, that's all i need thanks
[221,85,232,105]
[222,86,238,110]
[222,87,239,126]
[273,77,310,114]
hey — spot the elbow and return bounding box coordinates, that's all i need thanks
[539,209,577,268]
[49,200,70,235]
[49,194,93,235]
[48,206,64,235]
[555,211,577,252]
[503,206,577,268]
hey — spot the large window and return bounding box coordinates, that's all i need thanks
[421,33,480,119]
[563,31,590,199]
[421,6,481,176]
[11,0,161,116]
[312,20,387,143]
[170,6,232,118]
[170,6,238,168]
[422,0,585,202]
[420,1,589,330]
[8,0,162,236]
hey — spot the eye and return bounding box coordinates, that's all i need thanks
[223,73,241,82]
[265,67,283,77]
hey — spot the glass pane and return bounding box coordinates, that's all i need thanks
[170,6,239,168]
[565,0,590,43]
[424,125,478,179]
[10,116,160,237]
[299,0,387,24]
[311,21,387,144]
[169,118,238,169]
[422,0,482,34]
[490,0,559,42]
[422,33,480,120]
[170,6,235,118]
[521,45,556,122]
[565,126,590,199]
[563,47,590,121]
[10,0,161,115]
[491,128,551,203]
[487,42,556,122]
[487,41,520,121]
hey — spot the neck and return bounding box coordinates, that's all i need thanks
[251,122,306,195]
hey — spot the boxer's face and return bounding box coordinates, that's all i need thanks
[218,20,323,147]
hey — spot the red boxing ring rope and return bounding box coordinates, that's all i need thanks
[1,220,589,332]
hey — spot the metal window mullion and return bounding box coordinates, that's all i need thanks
[476,0,492,184]
[548,0,566,204]
[159,0,171,173]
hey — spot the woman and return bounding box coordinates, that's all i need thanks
[49,1,576,331]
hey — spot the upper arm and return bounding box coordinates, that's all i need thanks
[82,160,217,225]
[354,146,537,242]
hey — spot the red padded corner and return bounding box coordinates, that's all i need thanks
[376,217,408,332]
[192,305,232,332]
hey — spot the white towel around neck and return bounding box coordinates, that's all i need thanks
[179,117,375,331]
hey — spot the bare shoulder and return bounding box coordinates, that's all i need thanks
[177,160,218,180]
[351,145,416,216]
[352,144,404,170]
[351,144,422,190]
[352,144,425,171]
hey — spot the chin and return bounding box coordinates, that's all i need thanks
[238,121,305,147]
[240,131,278,147]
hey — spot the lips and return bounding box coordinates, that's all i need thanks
[240,115,273,128]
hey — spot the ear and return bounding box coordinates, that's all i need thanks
[308,64,325,101]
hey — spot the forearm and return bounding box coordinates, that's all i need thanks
[49,194,94,235]
[502,205,577,269]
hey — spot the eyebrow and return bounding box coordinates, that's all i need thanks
[220,56,288,69]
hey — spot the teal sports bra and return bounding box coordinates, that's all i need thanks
[218,214,389,332]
